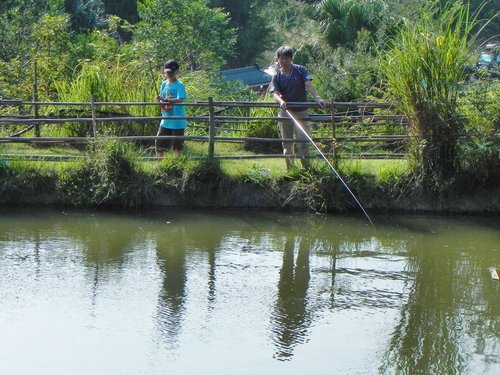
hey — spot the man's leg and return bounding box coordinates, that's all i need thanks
[293,110,312,168]
[278,108,295,170]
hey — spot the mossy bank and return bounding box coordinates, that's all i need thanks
[1,141,498,214]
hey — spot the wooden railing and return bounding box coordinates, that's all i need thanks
[0,98,410,161]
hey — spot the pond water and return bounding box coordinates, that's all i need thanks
[0,208,498,375]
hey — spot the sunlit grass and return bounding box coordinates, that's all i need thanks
[1,141,410,177]
[339,159,410,176]
[1,143,83,156]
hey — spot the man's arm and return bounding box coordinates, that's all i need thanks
[305,81,328,108]
[273,91,287,109]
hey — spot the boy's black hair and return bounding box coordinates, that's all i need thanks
[164,59,179,72]
[275,46,294,59]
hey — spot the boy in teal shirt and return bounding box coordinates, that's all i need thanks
[156,60,188,157]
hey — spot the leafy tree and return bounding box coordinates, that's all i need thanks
[208,0,273,67]
[308,0,388,49]
[101,0,139,23]
[0,0,52,61]
[63,0,106,33]
[0,1,68,100]
[101,0,139,42]
[385,0,499,42]
[304,30,382,101]
[134,0,236,71]
[31,14,73,100]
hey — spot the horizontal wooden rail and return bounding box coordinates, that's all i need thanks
[0,98,409,162]
[0,152,407,162]
[0,116,209,125]
[0,99,394,109]
[0,135,410,145]
[0,136,306,144]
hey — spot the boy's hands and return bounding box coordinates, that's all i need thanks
[157,96,172,111]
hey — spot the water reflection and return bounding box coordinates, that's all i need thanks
[271,236,312,360]
[152,216,229,348]
[155,225,187,347]
[379,245,466,374]
[78,219,139,313]
[378,217,500,375]
[0,210,498,374]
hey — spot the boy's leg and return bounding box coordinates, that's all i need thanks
[171,129,185,152]
[155,127,165,158]
[155,127,173,157]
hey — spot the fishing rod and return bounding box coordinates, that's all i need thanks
[285,109,376,229]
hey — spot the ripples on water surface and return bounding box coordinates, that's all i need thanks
[0,208,498,375]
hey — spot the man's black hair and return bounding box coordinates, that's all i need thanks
[275,46,294,59]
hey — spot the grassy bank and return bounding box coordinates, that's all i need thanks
[1,140,498,214]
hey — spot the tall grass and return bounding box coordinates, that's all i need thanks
[54,62,259,139]
[380,1,477,192]
[58,140,156,208]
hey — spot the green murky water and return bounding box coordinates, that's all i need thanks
[0,208,498,375]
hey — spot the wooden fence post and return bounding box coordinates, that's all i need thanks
[208,96,215,161]
[330,102,336,159]
[32,59,40,138]
[90,95,97,138]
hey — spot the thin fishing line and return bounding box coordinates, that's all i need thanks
[285,109,376,229]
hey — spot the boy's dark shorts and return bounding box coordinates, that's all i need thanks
[155,127,185,152]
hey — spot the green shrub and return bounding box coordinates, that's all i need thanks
[180,159,229,200]
[380,1,477,192]
[59,140,155,208]
[456,79,500,189]
[282,162,352,213]
[244,106,281,153]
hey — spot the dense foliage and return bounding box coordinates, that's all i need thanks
[0,0,498,194]
[1,0,498,101]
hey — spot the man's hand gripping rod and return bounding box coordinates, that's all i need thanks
[285,109,375,229]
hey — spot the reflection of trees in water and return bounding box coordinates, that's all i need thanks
[180,223,225,310]
[77,220,139,313]
[0,212,144,317]
[153,219,228,347]
[379,240,467,374]
[453,233,500,367]
[378,220,500,374]
[271,236,312,360]
[155,227,187,347]
[460,267,499,370]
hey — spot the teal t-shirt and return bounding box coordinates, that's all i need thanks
[159,80,188,129]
